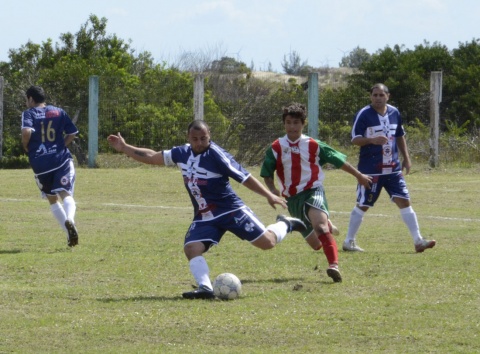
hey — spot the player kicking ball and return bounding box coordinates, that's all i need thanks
[107,120,306,299]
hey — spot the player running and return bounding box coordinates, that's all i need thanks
[21,85,79,247]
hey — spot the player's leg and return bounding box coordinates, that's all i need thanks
[343,176,379,252]
[388,174,436,253]
[35,172,70,240]
[307,204,342,283]
[182,222,220,299]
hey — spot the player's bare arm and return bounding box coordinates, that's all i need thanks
[340,162,372,189]
[396,136,412,174]
[21,128,32,152]
[243,175,286,209]
[263,176,280,196]
[352,136,388,147]
[107,132,165,166]
[64,133,77,146]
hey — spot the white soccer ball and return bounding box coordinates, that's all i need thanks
[213,273,242,300]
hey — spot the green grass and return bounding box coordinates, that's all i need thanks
[1,164,479,353]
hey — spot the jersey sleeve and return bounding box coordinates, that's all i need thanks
[318,140,347,168]
[260,145,276,178]
[21,110,35,130]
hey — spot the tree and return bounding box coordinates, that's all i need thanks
[281,50,309,76]
[339,46,371,68]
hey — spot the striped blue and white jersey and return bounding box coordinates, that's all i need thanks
[163,142,250,221]
[21,105,78,175]
[352,104,405,175]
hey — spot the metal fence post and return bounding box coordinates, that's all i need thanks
[194,74,204,121]
[429,71,442,168]
[88,76,99,168]
[0,76,3,160]
[307,73,319,139]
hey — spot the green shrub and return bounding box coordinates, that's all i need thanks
[0,155,30,169]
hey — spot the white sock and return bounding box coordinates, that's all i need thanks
[400,206,423,244]
[62,195,76,223]
[266,222,289,243]
[345,206,365,243]
[50,202,67,232]
[189,256,212,290]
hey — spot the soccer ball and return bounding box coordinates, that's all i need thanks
[213,273,242,300]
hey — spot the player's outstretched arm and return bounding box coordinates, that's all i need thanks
[263,176,281,196]
[340,162,372,189]
[107,132,165,166]
[243,175,286,209]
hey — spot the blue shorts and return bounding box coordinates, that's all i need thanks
[34,159,76,197]
[184,206,267,248]
[356,172,409,207]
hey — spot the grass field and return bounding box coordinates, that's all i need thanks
[1,163,479,353]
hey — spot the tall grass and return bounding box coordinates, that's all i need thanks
[1,164,479,353]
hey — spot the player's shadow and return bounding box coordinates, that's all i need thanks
[241,277,305,284]
[97,295,185,302]
[0,249,21,254]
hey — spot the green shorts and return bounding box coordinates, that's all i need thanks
[287,186,329,239]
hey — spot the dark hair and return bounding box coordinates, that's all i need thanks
[282,102,307,123]
[187,120,210,134]
[25,85,46,103]
[370,83,389,94]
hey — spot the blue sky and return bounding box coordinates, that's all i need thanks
[1,0,479,72]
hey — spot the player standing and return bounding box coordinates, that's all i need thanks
[21,85,79,247]
[343,83,436,253]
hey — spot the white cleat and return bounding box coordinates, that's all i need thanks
[342,240,364,252]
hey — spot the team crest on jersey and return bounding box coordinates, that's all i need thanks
[383,145,392,157]
[291,146,300,154]
[244,222,255,232]
[61,175,69,186]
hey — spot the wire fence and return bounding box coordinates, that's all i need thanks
[1,70,479,167]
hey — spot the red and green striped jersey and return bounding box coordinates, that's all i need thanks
[260,135,346,198]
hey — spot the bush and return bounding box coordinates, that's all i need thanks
[0,155,30,169]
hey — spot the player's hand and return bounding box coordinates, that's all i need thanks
[267,194,287,210]
[402,159,412,175]
[107,132,126,152]
[371,136,389,145]
[358,173,373,189]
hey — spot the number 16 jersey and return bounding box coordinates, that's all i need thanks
[21,105,78,174]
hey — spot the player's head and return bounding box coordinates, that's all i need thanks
[187,120,211,154]
[370,83,390,111]
[282,103,307,124]
[282,103,306,141]
[25,85,46,104]
[370,83,389,95]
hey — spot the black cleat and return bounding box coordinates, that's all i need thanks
[182,285,215,300]
[327,267,342,283]
[65,220,79,247]
[276,215,307,233]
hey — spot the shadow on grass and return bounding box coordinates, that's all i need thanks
[97,295,182,302]
[0,249,21,254]
[240,277,305,284]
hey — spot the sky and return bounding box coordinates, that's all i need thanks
[1,0,479,72]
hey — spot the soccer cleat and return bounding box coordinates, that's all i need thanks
[415,239,436,253]
[182,285,215,300]
[326,265,342,283]
[276,215,307,233]
[328,219,340,236]
[342,240,364,252]
[65,220,79,247]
